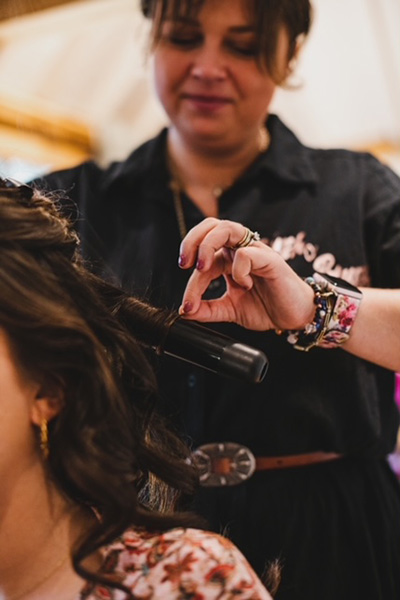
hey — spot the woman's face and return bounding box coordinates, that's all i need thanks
[0,329,39,485]
[152,0,290,151]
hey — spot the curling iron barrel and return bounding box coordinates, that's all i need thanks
[161,318,268,383]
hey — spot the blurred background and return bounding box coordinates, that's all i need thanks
[0,0,399,472]
[0,0,399,180]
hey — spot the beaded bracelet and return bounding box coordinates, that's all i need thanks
[281,277,337,352]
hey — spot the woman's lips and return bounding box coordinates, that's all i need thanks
[182,94,233,111]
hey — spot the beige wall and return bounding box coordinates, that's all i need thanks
[0,0,399,177]
[0,0,81,21]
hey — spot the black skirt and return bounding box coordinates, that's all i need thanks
[194,457,400,600]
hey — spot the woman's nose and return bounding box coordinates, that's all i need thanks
[190,45,227,81]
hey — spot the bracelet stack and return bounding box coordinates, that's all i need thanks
[283,277,336,351]
[278,273,363,352]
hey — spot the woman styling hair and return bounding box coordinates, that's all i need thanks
[0,179,271,600]
[35,0,400,598]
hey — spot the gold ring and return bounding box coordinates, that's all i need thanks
[230,228,260,250]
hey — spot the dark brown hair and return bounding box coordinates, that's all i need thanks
[0,182,200,596]
[141,0,312,81]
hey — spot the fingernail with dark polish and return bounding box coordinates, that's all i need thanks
[196,259,205,271]
[182,301,193,314]
[178,254,187,267]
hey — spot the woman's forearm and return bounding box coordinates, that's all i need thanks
[343,287,400,371]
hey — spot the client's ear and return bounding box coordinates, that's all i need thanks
[30,379,65,425]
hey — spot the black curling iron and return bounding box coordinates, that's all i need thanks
[99,281,268,384]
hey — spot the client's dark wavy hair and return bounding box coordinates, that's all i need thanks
[0,182,200,596]
[141,0,312,82]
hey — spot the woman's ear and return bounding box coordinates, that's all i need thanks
[30,379,65,426]
[282,35,306,87]
[276,27,304,86]
[293,33,306,60]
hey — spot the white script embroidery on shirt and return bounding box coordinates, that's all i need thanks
[263,231,370,287]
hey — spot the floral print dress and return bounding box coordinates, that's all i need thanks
[79,527,272,599]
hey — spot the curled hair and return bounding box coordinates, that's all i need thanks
[141,0,312,81]
[0,185,200,595]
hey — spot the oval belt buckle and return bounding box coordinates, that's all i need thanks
[192,442,256,487]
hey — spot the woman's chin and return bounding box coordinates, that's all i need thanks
[181,124,239,152]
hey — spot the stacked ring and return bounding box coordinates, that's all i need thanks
[230,228,260,250]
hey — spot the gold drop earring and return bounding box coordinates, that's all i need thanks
[40,419,49,459]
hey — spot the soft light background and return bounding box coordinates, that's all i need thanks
[0,0,399,179]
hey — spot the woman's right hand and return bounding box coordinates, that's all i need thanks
[178,218,316,332]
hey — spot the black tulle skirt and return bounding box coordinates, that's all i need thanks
[194,457,400,599]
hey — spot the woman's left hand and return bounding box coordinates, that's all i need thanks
[178,218,315,331]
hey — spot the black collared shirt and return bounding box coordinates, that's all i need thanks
[36,115,400,456]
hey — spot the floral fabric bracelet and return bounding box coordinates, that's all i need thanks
[312,273,363,348]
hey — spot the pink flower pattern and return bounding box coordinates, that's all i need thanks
[319,294,360,348]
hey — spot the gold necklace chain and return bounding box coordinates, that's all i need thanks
[9,553,70,600]
[169,126,270,241]
[170,179,188,240]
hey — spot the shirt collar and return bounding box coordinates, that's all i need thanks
[255,114,318,185]
[116,128,170,198]
[118,114,318,195]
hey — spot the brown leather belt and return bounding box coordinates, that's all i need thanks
[255,451,342,471]
[192,443,343,487]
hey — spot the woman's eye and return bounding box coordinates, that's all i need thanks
[161,25,202,48]
[168,34,202,47]
[228,43,259,58]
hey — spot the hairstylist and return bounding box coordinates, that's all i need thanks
[35,1,400,598]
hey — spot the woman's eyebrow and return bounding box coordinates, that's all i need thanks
[164,20,255,34]
[165,16,199,26]
[227,26,256,34]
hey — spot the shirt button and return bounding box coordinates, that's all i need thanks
[188,374,197,388]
